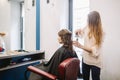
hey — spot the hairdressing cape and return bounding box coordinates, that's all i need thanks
[29,46,78,80]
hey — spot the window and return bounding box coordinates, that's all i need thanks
[73,0,89,31]
[69,0,89,73]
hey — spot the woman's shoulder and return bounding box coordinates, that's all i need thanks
[55,46,65,53]
[57,46,70,53]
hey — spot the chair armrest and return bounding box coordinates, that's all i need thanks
[27,66,57,80]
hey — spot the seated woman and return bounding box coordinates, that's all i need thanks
[29,29,79,80]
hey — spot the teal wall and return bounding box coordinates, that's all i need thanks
[36,0,40,50]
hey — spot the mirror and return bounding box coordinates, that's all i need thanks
[1,0,40,51]
[0,0,25,51]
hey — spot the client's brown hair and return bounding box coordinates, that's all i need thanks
[58,29,73,52]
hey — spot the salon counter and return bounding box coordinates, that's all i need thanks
[0,50,45,80]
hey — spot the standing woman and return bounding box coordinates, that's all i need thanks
[73,11,104,80]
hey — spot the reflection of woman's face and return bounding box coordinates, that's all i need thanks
[58,36,62,44]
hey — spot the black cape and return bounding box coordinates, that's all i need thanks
[29,46,78,80]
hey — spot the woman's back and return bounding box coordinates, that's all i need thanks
[45,45,78,76]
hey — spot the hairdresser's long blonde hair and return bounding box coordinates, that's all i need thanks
[88,11,103,47]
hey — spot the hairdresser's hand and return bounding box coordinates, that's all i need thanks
[75,29,82,36]
[73,41,92,53]
[73,41,83,49]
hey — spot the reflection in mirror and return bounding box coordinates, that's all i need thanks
[0,0,25,51]
[1,0,37,51]
[10,0,25,51]
[20,1,25,51]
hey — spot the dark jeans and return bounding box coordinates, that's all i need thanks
[82,62,101,80]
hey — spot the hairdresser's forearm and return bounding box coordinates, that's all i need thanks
[80,45,92,53]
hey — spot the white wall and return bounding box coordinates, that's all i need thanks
[90,0,120,80]
[40,0,69,60]
[24,0,69,60]
[24,0,36,50]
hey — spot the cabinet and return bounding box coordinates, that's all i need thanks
[0,51,45,80]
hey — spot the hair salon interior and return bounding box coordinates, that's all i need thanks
[0,0,120,80]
